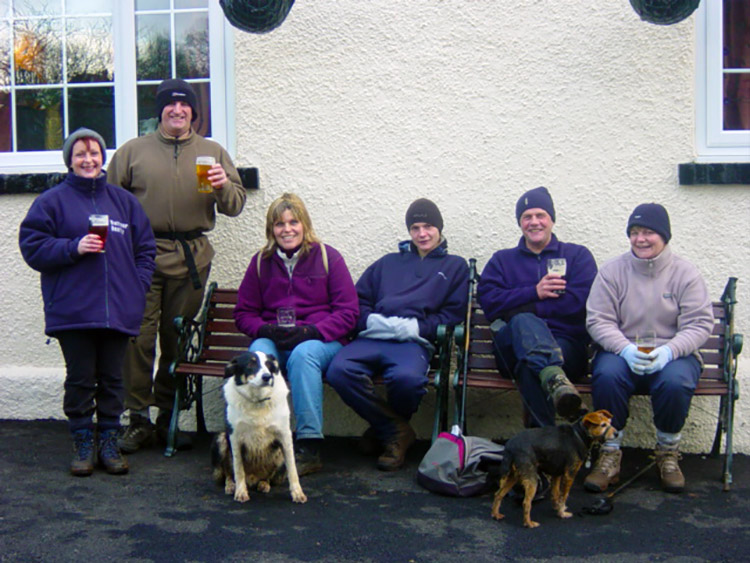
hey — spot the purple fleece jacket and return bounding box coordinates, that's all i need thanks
[234,243,359,344]
[19,172,156,336]
[477,234,597,342]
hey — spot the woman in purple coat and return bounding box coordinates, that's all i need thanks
[19,128,156,477]
[234,193,358,474]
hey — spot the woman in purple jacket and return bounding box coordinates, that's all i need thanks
[19,128,156,477]
[234,193,358,474]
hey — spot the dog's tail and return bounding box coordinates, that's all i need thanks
[211,432,231,484]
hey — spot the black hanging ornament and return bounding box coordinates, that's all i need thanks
[219,0,296,34]
[628,0,701,25]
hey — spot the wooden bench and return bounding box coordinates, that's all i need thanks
[165,282,454,456]
[453,258,743,490]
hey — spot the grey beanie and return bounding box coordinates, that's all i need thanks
[62,128,107,169]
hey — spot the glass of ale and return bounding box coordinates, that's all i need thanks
[636,330,657,354]
[88,214,109,253]
[547,258,567,294]
[196,156,215,193]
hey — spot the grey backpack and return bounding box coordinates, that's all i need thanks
[417,428,504,497]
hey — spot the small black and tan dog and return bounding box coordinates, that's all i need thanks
[211,351,307,504]
[491,410,617,528]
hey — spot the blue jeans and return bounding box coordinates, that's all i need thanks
[326,339,431,443]
[249,338,342,440]
[591,351,701,433]
[491,313,587,427]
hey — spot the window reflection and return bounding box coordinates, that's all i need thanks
[16,88,64,151]
[176,12,209,79]
[66,17,113,83]
[723,0,750,130]
[14,19,62,85]
[136,14,170,81]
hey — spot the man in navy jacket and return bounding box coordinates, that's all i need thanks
[477,187,597,427]
[327,199,469,471]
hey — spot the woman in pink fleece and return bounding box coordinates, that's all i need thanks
[584,203,714,494]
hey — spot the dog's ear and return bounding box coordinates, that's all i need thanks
[225,356,240,378]
[225,352,255,378]
[265,354,280,375]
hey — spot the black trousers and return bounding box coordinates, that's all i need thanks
[56,329,129,433]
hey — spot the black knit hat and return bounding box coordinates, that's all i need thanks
[156,79,198,122]
[62,128,107,169]
[515,186,555,223]
[405,198,444,232]
[627,203,671,243]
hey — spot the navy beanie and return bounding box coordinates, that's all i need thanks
[515,186,555,223]
[156,79,198,122]
[405,198,444,232]
[627,203,671,244]
[62,128,107,169]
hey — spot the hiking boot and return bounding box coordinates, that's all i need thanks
[294,439,323,476]
[70,428,95,477]
[117,414,155,454]
[98,428,129,475]
[541,366,582,421]
[156,411,193,451]
[377,421,416,472]
[655,445,685,493]
[584,448,622,492]
[358,427,382,456]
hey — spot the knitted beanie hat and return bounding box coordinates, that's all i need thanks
[156,78,198,122]
[627,203,671,243]
[62,128,107,169]
[515,186,555,223]
[405,198,444,232]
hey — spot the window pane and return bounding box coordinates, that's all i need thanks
[192,81,211,138]
[176,12,208,79]
[67,0,112,15]
[175,0,207,8]
[0,89,10,151]
[136,0,170,10]
[14,19,62,85]
[67,17,113,83]
[0,2,8,17]
[13,0,61,16]
[16,88,64,151]
[68,86,114,147]
[136,14,170,80]
[137,83,159,136]
[722,0,749,130]
[0,21,9,87]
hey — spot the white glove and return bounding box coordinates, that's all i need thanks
[619,344,651,375]
[644,345,673,374]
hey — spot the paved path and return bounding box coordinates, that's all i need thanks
[1,420,747,562]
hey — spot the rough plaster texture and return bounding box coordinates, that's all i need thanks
[1,2,747,454]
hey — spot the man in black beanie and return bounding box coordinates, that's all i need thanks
[108,78,246,455]
[477,187,598,426]
[327,199,469,471]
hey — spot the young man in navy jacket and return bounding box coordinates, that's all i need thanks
[327,199,469,471]
[477,186,597,427]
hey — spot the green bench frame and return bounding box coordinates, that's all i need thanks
[453,258,743,490]
[165,282,454,456]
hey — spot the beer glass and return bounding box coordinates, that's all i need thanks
[277,307,296,327]
[636,330,657,354]
[88,214,109,253]
[196,156,215,193]
[547,258,567,294]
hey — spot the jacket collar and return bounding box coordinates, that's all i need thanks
[517,233,559,256]
[156,125,195,145]
[398,236,449,258]
[65,171,107,193]
[627,244,673,275]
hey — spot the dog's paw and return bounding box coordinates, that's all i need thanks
[523,520,540,529]
[557,509,573,519]
[224,479,236,495]
[257,480,271,494]
[234,487,250,503]
[491,511,505,521]
[291,487,307,504]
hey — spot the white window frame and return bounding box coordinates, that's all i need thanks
[1,0,234,173]
[695,1,750,163]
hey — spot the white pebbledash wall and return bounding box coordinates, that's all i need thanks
[1,2,747,454]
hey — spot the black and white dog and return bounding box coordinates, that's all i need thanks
[211,351,307,503]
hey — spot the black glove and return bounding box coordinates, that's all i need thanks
[276,325,323,350]
[257,324,282,340]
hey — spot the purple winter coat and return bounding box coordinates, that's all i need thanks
[234,243,359,344]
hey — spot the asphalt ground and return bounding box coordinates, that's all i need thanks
[1,419,748,562]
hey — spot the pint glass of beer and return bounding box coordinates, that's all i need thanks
[636,331,657,354]
[196,156,215,193]
[547,258,567,294]
[88,214,109,253]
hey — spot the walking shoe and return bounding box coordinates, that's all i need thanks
[156,411,193,451]
[70,428,95,477]
[98,429,129,475]
[377,421,416,472]
[655,445,685,493]
[358,426,382,456]
[294,439,323,476]
[117,414,155,454]
[541,366,582,421]
[584,447,622,492]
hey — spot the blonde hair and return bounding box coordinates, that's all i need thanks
[261,193,320,258]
